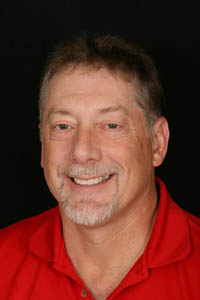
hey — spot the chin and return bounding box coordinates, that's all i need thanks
[60,195,118,227]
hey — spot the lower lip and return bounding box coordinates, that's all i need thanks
[64,174,115,191]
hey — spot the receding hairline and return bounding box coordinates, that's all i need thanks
[39,63,140,116]
[46,62,135,86]
[39,34,165,129]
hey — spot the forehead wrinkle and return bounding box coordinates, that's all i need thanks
[47,107,72,121]
[96,104,131,117]
[46,103,133,123]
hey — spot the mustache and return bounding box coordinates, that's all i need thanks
[58,163,122,178]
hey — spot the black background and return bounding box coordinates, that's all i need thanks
[1,0,200,228]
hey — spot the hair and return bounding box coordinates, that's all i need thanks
[39,33,165,129]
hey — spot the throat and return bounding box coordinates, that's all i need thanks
[80,265,134,300]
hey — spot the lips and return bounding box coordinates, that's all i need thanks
[71,174,113,186]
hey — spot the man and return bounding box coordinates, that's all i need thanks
[0,34,199,300]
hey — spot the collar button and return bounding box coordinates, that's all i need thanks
[81,289,88,298]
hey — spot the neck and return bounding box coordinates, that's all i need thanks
[60,183,158,273]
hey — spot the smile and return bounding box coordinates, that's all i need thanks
[71,174,113,186]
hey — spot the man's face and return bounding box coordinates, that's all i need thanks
[40,67,160,227]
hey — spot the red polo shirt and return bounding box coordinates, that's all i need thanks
[0,179,200,299]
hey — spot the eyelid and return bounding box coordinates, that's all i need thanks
[51,118,76,127]
[52,122,75,132]
[55,124,71,130]
[105,123,120,129]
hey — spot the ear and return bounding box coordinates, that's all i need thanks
[152,117,170,167]
[41,143,44,168]
[39,123,44,168]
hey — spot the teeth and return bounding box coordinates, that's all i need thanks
[73,175,111,186]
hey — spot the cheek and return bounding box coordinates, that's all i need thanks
[42,142,66,178]
[104,138,137,179]
[41,143,69,197]
[113,136,153,176]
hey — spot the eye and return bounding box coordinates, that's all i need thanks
[55,124,71,130]
[105,123,119,129]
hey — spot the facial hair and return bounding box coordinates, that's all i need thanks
[57,163,121,226]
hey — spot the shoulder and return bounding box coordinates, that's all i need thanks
[184,209,200,229]
[0,207,58,298]
[170,199,200,266]
[0,207,58,258]
[183,209,200,247]
[168,196,200,244]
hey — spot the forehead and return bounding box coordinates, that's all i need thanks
[42,67,147,126]
[47,67,137,105]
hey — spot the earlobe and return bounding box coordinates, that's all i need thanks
[152,117,170,167]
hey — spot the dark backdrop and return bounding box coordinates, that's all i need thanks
[1,0,199,228]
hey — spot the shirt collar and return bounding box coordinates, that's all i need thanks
[28,206,81,281]
[28,207,61,262]
[28,178,191,274]
[145,178,191,268]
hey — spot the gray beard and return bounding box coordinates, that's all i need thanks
[57,163,121,226]
[60,191,118,226]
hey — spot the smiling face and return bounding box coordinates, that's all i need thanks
[40,67,169,227]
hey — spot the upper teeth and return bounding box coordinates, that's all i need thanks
[73,175,111,186]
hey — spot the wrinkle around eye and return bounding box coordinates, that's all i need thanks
[105,123,120,129]
[55,124,71,130]
[49,122,74,139]
[50,123,74,141]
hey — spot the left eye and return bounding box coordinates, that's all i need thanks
[105,123,119,129]
[55,124,70,130]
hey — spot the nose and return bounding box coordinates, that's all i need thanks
[71,126,102,163]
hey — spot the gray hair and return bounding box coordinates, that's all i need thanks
[39,34,165,129]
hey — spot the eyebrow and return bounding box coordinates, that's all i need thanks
[97,105,130,116]
[47,108,71,121]
[47,104,130,121]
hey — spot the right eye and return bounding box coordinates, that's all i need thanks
[55,124,71,130]
[105,123,119,129]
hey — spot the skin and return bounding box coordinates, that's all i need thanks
[40,67,169,299]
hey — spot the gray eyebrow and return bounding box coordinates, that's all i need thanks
[46,104,130,121]
[47,108,71,121]
[97,105,130,116]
